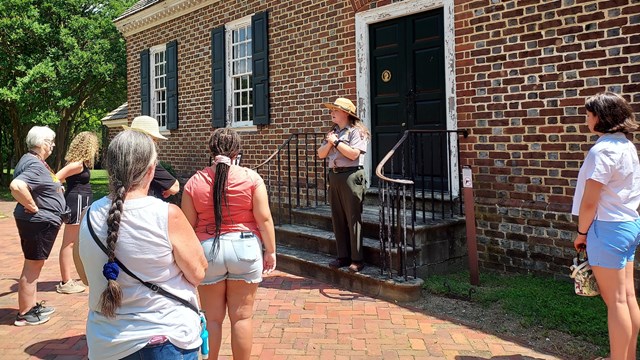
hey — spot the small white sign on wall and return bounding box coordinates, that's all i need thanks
[462,166,472,188]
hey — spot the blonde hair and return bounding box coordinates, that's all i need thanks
[64,132,100,169]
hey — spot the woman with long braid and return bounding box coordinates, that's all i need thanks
[182,128,276,360]
[74,130,207,360]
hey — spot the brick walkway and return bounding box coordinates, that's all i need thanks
[0,200,563,360]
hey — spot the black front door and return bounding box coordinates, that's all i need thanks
[370,8,446,187]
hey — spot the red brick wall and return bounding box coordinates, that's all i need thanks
[124,0,362,177]
[120,0,640,277]
[454,0,640,276]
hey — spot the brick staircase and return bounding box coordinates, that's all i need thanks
[273,190,467,303]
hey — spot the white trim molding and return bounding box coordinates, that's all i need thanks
[355,0,458,194]
[115,0,220,37]
[101,118,128,128]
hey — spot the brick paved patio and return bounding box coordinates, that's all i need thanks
[0,200,563,359]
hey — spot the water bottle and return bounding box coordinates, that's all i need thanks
[200,313,209,359]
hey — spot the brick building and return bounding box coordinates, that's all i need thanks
[110,0,640,278]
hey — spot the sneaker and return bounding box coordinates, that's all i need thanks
[15,306,50,326]
[34,301,55,316]
[56,279,86,294]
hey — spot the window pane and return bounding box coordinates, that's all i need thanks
[235,92,240,106]
[241,75,248,89]
[248,89,253,105]
[247,60,252,73]
[234,77,240,90]
[249,75,253,88]
[239,28,245,42]
[235,108,241,122]
[239,43,246,58]
[241,91,247,106]
[233,29,238,42]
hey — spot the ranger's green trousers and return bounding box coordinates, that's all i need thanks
[328,169,365,262]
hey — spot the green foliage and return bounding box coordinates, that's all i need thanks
[0,0,136,168]
[425,271,609,351]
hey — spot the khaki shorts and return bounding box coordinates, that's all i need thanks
[200,232,263,285]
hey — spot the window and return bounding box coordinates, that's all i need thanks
[226,17,253,127]
[211,12,268,128]
[140,41,177,130]
[150,45,167,129]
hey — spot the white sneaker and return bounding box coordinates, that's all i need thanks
[56,279,86,294]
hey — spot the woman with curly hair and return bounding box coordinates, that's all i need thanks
[55,131,99,294]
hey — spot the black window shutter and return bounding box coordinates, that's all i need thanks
[166,40,178,130]
[140,49,150,116]
[252,11,270,125]
[211,26,225,128]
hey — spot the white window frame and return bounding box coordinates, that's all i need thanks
[225,16,254,128]
[150,44,167,130]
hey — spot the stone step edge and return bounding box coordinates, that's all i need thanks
[276,223,418,253]
[276,244,424,303]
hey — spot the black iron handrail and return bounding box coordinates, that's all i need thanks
[376,129,469,281]
[254,132,328,225]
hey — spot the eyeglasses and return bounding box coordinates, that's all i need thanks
[44,139,55,147]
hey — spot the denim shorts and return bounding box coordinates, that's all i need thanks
[586,219,640,269]
[120,341,198,360]
[200,232,263,285]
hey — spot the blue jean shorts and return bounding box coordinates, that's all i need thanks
[120,341,198,360]
[586,219,640,269]
[200,232,263,285]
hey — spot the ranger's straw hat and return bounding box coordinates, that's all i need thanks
[322,97,360,120]
[122,115,167,140]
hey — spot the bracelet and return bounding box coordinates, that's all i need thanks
[333,139,341,147]
[577,229,588,236]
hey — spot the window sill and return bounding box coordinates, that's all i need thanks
[231,125,258,133]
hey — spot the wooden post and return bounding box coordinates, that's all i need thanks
[462,166,479,286]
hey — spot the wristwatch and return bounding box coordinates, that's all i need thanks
[333,139,341,147]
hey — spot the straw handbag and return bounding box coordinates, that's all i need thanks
[570,250,600,297]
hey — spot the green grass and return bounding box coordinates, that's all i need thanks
[425,271,609,351]
[90,169,109,199]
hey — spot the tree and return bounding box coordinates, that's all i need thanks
[0,0,134,174]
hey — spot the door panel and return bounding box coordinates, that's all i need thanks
[370,8,446,188]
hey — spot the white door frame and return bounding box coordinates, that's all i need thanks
[355,0,459,195]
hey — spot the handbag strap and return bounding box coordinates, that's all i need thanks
[85,207,200,315]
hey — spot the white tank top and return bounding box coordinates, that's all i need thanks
[78,196,201,360]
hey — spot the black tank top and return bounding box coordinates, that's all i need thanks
[65,164,91,195]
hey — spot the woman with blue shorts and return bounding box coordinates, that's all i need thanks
[182,128,276,360]
[573,92,640,360]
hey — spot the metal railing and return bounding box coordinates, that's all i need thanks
[376,129,469,280]
[254,133,328,225]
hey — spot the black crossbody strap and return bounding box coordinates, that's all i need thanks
[85,207,200,315]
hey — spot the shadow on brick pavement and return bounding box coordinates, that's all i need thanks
[0,200,564,359]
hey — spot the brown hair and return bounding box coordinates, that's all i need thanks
[208,128,242,242]
[349,115,371,140]
[585,92,638,134]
